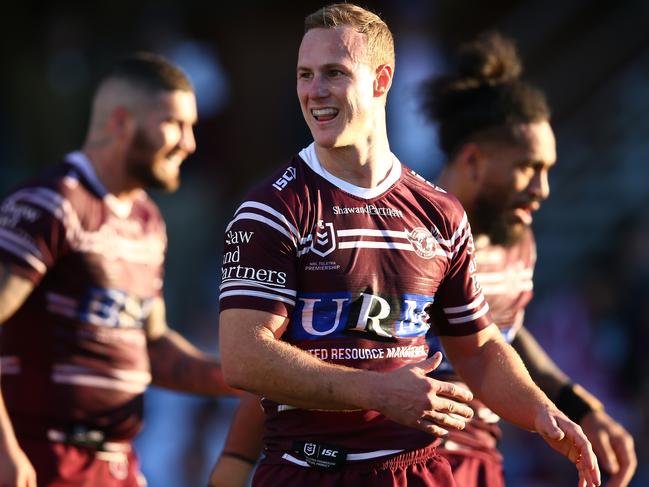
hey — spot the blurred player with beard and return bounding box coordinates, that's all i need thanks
[421,32,636,487]
[214,4,600,487]
[0,53,236,486]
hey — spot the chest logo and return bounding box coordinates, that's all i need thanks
[407,227,437,259]
[310,220,337,257]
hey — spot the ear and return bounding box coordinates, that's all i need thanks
[454,143,486,182]
[107,106,135,140]
[374,64,393,97]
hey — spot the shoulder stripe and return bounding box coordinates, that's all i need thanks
[443,294,486,314]
[220,279,297,296]
[0,229,47,274]
[226,212,296,244]
[220,289,296,307]
[446,304,490,324]
[232,201,300,241]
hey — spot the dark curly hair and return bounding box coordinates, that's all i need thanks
[421,31,550,158]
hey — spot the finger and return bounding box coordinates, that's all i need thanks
[433,380,473,403]
[415,417,449,437]
[433,397,473,419]
[591,429,618,475]
[421,410,468,431]
[606,433,636,487]
[414,352,443,374]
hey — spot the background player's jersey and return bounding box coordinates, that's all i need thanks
[0,152,166,440]
[220,143,491,453]
[434,229,536,454]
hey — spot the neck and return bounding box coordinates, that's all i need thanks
[437,165,473,212]
[82,143,142,201]
[315,128,393,188]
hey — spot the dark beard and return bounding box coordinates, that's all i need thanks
[125,129,179,192]
[472,192,526,247]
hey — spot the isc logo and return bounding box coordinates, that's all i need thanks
[272,166,297,191]
[290,291,433,340]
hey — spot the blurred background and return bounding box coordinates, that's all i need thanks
[1,0,647,485]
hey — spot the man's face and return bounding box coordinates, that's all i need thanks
[472,121,556,246]
[297,26,378,149]
[125,90,197,192]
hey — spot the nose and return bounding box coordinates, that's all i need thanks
[309,74,329,99]
[180,124,196,155]
[529,168,550,201]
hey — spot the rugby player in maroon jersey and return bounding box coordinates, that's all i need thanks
[0,53,236,486]
[425,32,636,487]
[213,4,599,487]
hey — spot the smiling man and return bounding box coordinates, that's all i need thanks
[424,31,636,487]
[0,53,235,487]
[216,4,600,487]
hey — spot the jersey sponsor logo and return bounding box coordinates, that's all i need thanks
[290,291,433,340]
[0,201,41,228]
[64,287,152,328]
[272,166,297,191]
[223,231,255,265]
[310,220,336,257]
[225,230,254,245]
[406,227,438,259]
[332,204,403,218]
[221,264,288,285]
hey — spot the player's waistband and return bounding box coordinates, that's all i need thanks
[13,421,132,454]
[265,440,441,471]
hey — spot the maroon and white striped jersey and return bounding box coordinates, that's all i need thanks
[0,152,166,440]
[220,143,491,454]
[438,228,536,454]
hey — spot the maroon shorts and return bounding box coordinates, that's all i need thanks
[18,437,144,487]
[439,448,504,487]
[253,445,456,487]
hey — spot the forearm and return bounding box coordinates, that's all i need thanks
[0,391,20,452]
[220,311,378,411]
[220,393,264,461]
[446,330,556,432]
[147,329,237,396]
[512,328,605,422]
[512,326,569,398]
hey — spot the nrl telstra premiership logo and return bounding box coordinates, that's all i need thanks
[310,219,336,257]
[407,227,438,259]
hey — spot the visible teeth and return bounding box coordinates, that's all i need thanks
[312,108,338,116]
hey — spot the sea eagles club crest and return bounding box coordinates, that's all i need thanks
[311,220,336,257]
[407,227,438,259]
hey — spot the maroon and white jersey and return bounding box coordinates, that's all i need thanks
[438,228,536,454]
[220,143,491,454]
[0,152,166,440]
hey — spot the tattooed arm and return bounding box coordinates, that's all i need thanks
[145,297,238,396]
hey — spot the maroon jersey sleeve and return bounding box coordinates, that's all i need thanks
[0,185,69,283]
[431,200,491,336]
[219,186,300,318]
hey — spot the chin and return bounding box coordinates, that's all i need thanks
[489,222,528,247]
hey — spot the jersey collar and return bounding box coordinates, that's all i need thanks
[299,142,402,200]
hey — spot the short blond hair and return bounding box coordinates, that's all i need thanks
[304,3,395,70]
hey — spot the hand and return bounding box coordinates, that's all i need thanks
[581,410,636,487]
[0,443,37,487]
[536,408,601,487]
[373,352,474,436]
[208,454,255,487]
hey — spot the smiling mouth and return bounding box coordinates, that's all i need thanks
[311,108,339,122]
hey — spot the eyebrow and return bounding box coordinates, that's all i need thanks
[297,62,347,71]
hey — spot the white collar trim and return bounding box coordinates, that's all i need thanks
[298,142,402,200]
